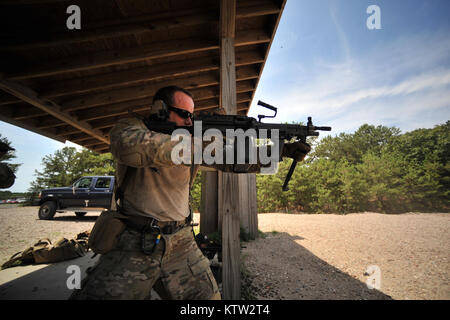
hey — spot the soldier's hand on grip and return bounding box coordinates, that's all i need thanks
[281,141,311,162]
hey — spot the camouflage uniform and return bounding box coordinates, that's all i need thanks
[70,116,269,300]
[71,117,223,300]
[70,226,219,299]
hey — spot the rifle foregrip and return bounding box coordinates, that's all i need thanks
[282,160,298,191]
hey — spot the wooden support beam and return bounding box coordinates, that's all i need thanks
[60,72,219,112]
[219,0,241,300]
[15,80,254,130]
[57,67,256,114]
[6,29,269,81]
[1,1,278,52]
[71,134,99,144]
[7,39,219,80]
[218,168,242,300]
[0,113,65,143]
[52,80,255,139]
[41,57,219,98]
[236,0,281,18]
[38,92,251,131]
[200,171,219,236]
[239,173,258,239]
[3,50,264,109]
[43,58,260,99]
[93,145,111,153]
[0,79,109,144]
[1,11,216,52]
[83,140,105,148]
[235,29,271,47]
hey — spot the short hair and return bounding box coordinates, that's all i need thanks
[152,86,193,107]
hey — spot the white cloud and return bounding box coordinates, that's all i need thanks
[251,29,450,135]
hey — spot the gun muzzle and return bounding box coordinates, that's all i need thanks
[314,126,332,131]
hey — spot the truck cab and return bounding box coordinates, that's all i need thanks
[38,176,115,220]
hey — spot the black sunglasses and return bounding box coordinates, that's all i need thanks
[168,106,194,120]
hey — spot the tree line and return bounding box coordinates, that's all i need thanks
[255,121,449,213]
[27,148,115,197]
[8,121,447,213]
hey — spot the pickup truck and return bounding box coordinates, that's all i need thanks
[38,176,115,220]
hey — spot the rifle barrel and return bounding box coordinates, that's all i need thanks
[314,126,332,131]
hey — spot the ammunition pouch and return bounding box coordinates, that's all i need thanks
[88,210,127,254]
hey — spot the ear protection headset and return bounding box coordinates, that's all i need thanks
[149,99,170,121]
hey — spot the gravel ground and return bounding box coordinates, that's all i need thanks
[0,205,97,265]
[1,206,448,300]
[242,212,450,300]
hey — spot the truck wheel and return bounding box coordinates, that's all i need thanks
[38,201,57,220]
[75,212,87,217]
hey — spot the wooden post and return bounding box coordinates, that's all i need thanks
[240,173,258,240]
[219,0,241,300]
[219,171,241,299]
[199,171,219,235]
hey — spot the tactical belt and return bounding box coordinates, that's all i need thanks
[124,215,190,235]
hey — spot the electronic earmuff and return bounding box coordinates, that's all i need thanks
[150,99,170,121]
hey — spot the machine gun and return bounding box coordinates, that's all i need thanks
[144,101,331,191]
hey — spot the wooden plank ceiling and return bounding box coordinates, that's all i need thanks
[0,0,286,153]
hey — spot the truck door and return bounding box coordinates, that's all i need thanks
[89,177,113,207]
[72,177,94,207]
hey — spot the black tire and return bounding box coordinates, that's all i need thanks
[38,201,57,220]
[75,212,87,217]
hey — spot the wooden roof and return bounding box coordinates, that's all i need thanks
[0,0,286,153]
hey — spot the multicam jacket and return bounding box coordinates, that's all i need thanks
[109,117,269,221]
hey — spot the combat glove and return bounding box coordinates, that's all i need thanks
[281,142,311,162]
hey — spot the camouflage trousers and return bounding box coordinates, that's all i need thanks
[69,226,220,300]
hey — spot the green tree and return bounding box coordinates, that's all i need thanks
[255,122,449,214]
[0,134,21,174]
[386,121,450,209]
[311,124,401,165]
[28,147,115,193]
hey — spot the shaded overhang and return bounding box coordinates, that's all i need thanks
[0,0,286,153]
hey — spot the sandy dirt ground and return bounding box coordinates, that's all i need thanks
[0,205,448,300]
[242,212,449,300]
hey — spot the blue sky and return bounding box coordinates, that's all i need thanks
[2,0,450,192]
[250,0,450,132]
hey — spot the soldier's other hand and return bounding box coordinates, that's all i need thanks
[281,142,311,162]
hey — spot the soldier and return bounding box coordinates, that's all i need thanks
[70,86,310,300]
[0,142,16,189]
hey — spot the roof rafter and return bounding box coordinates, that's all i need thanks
[0,78,109,144]
[1,0,279,52]
[6,29,269,81]
[3,49,264,109]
